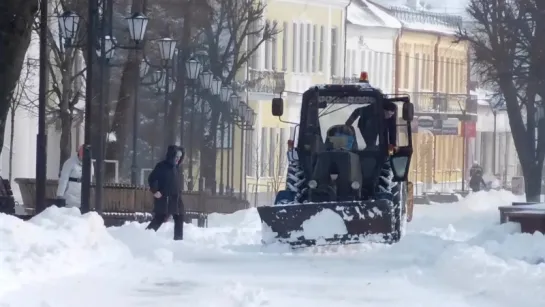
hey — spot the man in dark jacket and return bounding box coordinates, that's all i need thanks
[145,145,185,240]
[469,167,487,192]
[345,100,397,148]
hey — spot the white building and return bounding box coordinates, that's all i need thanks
[1,31,84,204]
[471,88,520,184]
[345,0,401,92]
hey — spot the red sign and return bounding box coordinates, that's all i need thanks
[462,122,476,138]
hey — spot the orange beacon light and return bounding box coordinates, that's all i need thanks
[359,72,368,82]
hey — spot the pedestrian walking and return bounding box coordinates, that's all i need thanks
[145,145,185,240]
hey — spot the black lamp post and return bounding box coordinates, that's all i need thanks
[197,70,214,191]
[58,8,150,212]
[228,93,240,195]
[185,57,203,191]
[219,85,232,194]
[244,106,256,199]
[36,0,50,214]
[208,77,222,193]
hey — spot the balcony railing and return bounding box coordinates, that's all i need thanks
[403,92,477,114]
[233,69,285,94]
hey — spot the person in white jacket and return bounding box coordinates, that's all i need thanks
[56,145,93,208]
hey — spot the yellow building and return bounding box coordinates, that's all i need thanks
[222,0,349,205]
[376,3,474,191]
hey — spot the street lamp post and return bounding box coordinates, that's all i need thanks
[198,70,213,191]
[229,93,239,196]
[185,57,203,190]
[36,0,50,214]
[219,85,231,194]
[209,77,222,193]
[244,107,256,199]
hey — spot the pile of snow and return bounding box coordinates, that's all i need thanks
[299,209,348,242]
[0,207,130,295]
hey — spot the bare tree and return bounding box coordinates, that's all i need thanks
[197,0,280,190]
[0,0,38,157]
[457,0,545,201]
[25,2,87,169]
[8,58,39,181]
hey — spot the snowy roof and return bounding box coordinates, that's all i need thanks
[347,0,401,29]
[369,0,463,35]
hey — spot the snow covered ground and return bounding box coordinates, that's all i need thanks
[1,190,545,307]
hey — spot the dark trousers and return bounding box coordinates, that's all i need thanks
[146,213,184,240]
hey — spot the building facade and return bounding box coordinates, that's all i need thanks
[472,88,520,185]
[343,0,400,92]
[2,29,85,203]
[226,0,349,205]
[374,1,473,192]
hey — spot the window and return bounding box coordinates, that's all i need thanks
[361,50,366,72]
[351,50,356,77]
[260,128,268,177]
[319,26,324,72]
[246,129,256,176]
[306,24,311,73]
[439,56,445,91]
[278,129,286,177]
[272,27,277,70]
[292,23,297,72]
[312,25,317,72]
[414,53,420,91]
[445,58,451,92]
[330,27,338,76]
[249,21,259,69]
[282,22,288,71]
[403,53,410,89]
[269,128,276,177]
[421,54,426,90]
[385,53,391,90]
[300,23,306,72]
[265,21,271,69]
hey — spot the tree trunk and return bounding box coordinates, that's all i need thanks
[9,108,15,181]
[105,0,145,180]
[0,0,37,157]
[59,112,73,173]
[521,161,542,202]
[200,109,219,190]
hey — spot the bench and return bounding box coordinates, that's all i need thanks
[0,178,15,214]
[14,178,250,227]
[499,202,545,234]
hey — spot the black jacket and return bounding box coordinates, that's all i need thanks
[148,145,185,215]
[469,172,486,191]
[346,104,397,146]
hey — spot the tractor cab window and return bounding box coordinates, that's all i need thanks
[317,95,378,150]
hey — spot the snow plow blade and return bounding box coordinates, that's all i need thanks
[257,199,397,247]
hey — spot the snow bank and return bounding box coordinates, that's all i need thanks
[0,207,130,295]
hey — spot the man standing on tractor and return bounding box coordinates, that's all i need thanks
[345,100,398,149]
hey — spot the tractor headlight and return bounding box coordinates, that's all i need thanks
[308,180,318,189]
[351,181,360,190]
[330,174,338,181]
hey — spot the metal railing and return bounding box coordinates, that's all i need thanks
[233,68,286,94]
